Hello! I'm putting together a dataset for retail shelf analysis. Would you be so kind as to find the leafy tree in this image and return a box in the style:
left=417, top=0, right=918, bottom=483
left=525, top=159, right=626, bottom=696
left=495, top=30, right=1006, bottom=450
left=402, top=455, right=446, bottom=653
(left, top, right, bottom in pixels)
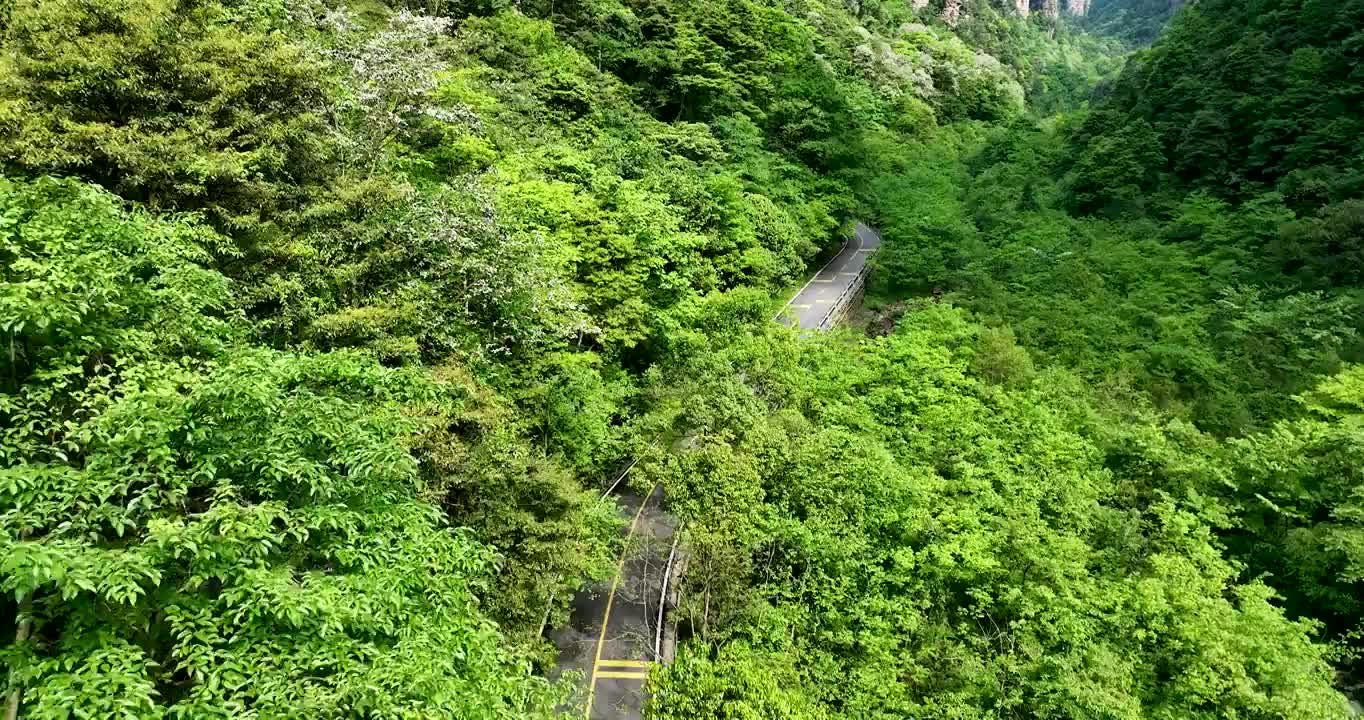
left=1085, top=0, right=1188, bottom=45
left=640, top=306, right=1348, bottom=719
left=858, top=0, right=1364, bottom=698
left=0, top=0, right=335, bottom=232
left=970, top=324, right=1036, bottom=385
left=1274, top=199, right=1364, bottom=288
left=648, top=643, right=824, bottom=720
left=1223, top=366, right=1364, bottom=644
left=0, top=177, right=574, bottom=717
left=1063, top=117, right=1165, bottom=216
left=1078, top=0, right=1364, bottom=212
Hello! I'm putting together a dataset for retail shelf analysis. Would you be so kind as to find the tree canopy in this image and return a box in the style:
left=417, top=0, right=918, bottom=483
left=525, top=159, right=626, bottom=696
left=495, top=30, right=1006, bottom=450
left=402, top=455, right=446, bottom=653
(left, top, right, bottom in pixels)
left=2, top=0, right=1361, bottom=716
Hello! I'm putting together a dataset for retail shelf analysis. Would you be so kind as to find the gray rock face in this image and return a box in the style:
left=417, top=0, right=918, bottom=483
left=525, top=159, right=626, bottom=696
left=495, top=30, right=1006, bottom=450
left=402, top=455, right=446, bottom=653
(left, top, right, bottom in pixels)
left=1065, top=0, right=1089, bottom=15
left=941, top=0, right=962, bottom=25
left=1014, top=0, right=1029, bottom=16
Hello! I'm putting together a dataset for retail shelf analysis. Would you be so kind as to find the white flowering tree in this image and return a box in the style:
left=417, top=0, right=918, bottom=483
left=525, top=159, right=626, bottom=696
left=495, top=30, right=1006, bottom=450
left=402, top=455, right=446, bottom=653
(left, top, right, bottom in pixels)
left=325, top=10, right=476, bottom=173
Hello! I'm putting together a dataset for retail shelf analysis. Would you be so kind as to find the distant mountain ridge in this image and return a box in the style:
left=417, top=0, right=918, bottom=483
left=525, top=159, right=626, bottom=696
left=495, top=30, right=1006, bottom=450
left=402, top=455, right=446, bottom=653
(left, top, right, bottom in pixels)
left=939, top=0, right=1092, bottom=21
left=1086, top=0, right=1189, bottom=44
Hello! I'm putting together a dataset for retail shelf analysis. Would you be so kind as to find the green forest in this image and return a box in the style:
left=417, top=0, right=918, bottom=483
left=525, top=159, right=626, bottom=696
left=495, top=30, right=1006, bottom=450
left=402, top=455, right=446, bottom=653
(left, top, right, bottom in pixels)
left=2, top=0, right=1362, bottom=716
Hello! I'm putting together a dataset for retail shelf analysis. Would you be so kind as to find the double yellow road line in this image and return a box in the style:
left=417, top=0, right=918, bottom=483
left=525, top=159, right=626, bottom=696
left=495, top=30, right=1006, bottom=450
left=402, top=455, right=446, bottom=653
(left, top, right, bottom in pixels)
left=583, top=484, right=660, bottom=717
left=594, top=658, right=651, bottom=680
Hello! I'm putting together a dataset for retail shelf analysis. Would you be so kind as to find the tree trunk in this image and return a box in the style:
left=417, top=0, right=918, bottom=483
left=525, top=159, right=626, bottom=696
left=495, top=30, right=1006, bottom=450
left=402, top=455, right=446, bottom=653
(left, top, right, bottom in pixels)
left=5, top=601, right=32, bottom=720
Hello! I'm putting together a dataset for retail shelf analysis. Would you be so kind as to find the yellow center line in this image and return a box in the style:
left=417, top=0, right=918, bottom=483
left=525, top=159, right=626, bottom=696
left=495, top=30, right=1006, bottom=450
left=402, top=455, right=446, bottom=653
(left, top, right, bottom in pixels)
left=585, top=484, right=659, bottom=718
left=596, top=670, right=650, bottom=680
left=597, top=659, right=652, bottom=668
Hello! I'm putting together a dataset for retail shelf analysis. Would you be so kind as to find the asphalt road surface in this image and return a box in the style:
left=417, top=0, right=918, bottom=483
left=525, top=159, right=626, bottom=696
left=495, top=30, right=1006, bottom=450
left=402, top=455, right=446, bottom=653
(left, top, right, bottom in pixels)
left=778, top=222, right=881, bottom=330
left=549, top=484, right=678, bottom=720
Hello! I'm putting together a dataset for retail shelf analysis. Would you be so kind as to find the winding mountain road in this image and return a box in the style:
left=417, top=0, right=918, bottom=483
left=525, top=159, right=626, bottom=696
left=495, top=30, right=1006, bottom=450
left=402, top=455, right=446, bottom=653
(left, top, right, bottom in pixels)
left=778, top=222, right=882, bottom=330
left=550, top=224, right=879, bottom=720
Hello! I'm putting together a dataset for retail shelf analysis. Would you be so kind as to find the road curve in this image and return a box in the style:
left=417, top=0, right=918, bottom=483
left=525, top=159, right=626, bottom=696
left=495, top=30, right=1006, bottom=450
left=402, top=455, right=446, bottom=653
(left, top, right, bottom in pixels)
left=549, top=224, right=880, bottom=719
left=778, top=223, right=881, bottom=330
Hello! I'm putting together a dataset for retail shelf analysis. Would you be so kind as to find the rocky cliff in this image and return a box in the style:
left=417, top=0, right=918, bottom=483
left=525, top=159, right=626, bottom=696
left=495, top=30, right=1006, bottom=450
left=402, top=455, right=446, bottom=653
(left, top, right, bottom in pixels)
left=943, top=0, right=1091, bottom=23
left=942, top=0, right=963, bottom=24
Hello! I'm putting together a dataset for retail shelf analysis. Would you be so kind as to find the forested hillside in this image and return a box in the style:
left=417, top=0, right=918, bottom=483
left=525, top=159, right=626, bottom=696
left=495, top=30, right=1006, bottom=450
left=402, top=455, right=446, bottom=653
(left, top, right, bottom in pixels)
left=1085, top=0, right=1186, bottom=44
left=862, top=0, right=1364, bottom=713
left=1, top=0, right=1360, bottom=716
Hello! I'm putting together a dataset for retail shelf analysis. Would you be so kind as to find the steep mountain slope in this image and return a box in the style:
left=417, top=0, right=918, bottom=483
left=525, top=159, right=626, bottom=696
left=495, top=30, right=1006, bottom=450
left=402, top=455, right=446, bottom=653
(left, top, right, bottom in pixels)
left=1086, top=0, right=1187, bottom=44
left=1076, top=0, right=1364, bottom=215
left=871, top=0, right=1364, bottom=704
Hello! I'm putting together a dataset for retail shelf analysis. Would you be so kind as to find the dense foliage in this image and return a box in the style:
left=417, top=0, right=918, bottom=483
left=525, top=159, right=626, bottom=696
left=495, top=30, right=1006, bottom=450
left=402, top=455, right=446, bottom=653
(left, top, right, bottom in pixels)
left=643, top=302, right=1345, bottom=718
left=1085, top=0, right=1187, bottom=45
left=865, top=0, right=1364, bottom=710
left=0, top=177, right=583, bottom=717
left=1075, top=0, right=1364, bottom=218
left=2, top=0, right=1359, bottom=715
